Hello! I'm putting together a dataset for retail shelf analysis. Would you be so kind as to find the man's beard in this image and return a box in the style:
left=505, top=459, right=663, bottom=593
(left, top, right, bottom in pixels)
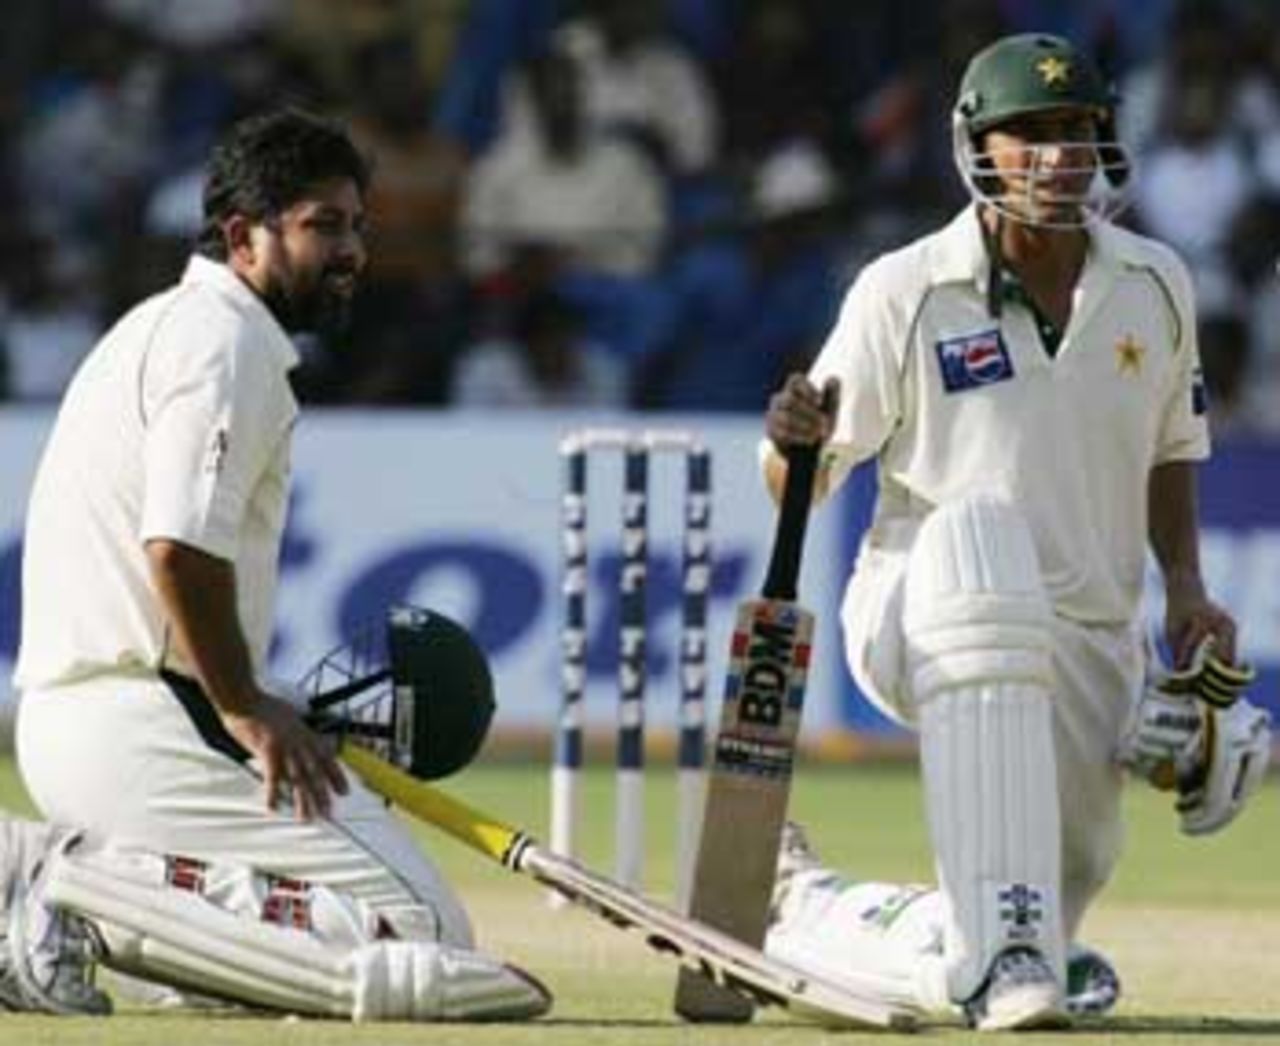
left=262, top=268, right=356, bottom=336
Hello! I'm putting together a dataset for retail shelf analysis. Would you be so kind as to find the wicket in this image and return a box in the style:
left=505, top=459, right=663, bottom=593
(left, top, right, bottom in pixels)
left=551, top=428, right=711, bottom=905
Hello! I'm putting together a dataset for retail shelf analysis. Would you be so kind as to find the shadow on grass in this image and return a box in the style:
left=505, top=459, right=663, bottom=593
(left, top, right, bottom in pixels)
left=1074, top=1016, right=1280, bottom=1036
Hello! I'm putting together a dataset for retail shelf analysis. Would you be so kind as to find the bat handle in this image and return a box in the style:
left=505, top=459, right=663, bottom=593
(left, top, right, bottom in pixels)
left=761, top=441, right=820, bottom=601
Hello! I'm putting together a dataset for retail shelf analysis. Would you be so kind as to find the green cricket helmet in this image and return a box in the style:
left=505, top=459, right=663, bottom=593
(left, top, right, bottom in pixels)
left=952, top=33, right=1131, bottom=228
left=301, top=605, right=496, bottom=780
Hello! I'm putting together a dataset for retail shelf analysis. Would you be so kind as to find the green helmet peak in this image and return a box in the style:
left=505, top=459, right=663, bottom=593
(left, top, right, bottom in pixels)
left=955, top=33, right=1113, bottom=135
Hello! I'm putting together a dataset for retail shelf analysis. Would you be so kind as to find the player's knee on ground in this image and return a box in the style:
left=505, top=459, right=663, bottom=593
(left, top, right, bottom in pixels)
left=902, top=494, right=1065, bottom=1003
left=41, top=836, right=550, bottom=1021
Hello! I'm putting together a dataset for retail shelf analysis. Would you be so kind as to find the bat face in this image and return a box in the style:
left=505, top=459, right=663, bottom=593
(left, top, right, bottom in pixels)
left=714, top=599, right=814, bottom=778
left=674, top=579, right=815, bottom=1021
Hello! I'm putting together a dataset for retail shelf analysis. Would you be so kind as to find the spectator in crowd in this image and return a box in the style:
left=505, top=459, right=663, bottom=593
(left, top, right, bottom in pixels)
left=636, top=139, right=843, bottom=410
left=844, top=0, right=1008, bottom=222
left=431, top=0, right=561, bottom=156
left=451, top=289, right=625, bottom=408
left=462, top=41, right=667, bottom=282
left=712, top=0, right=838, bottom=178
left=546, top=0, right=720, bottom=178
left=1118, top=0, right=1279, bottom=161
left=15, top=11, right=163, bottom=267
left=294, top=32, right=470, bottom=405
left=1224, top=193, right=1280, bottom=433
left=100, top=0, right=286, bottom=50
left=2, top=0, right=1280, bottom=430
left=0, top=228, right=100, bottom=402
left=1130, top=51, right=1255, bottom=291
left=281, top=0, right=470, bottom=108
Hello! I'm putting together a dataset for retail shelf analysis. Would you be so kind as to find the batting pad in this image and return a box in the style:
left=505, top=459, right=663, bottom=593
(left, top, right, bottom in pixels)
left=41, top=840, right=549, bottom=1021
left=902, top=495, right=1063, bottom=1003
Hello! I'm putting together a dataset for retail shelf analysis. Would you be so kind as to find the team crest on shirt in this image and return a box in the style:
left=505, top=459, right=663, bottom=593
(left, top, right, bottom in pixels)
left=935, top=329, right=1015, bottom=393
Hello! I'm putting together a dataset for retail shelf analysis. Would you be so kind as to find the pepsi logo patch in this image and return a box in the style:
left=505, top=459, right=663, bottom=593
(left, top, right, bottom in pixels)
left=935, top=329, right=1015, bottom=393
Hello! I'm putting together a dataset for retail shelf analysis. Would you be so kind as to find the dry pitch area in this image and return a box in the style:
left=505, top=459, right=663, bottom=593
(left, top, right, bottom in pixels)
left=0, top=760, right=1276, bottom=1045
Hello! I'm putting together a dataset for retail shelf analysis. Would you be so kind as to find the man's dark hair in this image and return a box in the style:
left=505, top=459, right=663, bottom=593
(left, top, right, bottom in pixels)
left=196, top=108, right=372, bottom=260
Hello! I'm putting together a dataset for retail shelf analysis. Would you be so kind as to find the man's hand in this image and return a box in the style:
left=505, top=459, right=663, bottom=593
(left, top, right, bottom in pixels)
left=765, top=374, right=838, bottom=449
left=222, top=694, right=348, bottom=821
left=1163, top=581, right=1238, bottom=668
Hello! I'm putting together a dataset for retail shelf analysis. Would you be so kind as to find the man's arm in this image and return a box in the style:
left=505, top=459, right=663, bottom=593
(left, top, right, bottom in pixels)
left=146, top=539, right=346, bottom=819
left=1147, top=461, right=1236, bottom=665
left=146, top=539, right=259, bottom=713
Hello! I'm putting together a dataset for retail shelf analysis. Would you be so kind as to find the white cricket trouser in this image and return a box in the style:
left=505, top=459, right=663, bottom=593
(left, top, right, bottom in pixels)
left=840, top=547, right=1138, bottom=939
left=15, top=673, right=473, bottom=948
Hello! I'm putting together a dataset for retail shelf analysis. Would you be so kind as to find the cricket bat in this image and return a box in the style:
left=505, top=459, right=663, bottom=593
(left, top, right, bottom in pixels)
left=338, top=743, right=914, bottom=1029
left=674, top=439, right=823, bottom=1022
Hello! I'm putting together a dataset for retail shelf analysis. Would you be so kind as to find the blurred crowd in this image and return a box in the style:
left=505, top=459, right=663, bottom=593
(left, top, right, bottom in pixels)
left=2, top=0, right=1280, bottom=433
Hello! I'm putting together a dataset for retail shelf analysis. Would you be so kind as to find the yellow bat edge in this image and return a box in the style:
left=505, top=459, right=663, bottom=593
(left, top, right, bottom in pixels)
left=339, top=744, right=520, bottom=864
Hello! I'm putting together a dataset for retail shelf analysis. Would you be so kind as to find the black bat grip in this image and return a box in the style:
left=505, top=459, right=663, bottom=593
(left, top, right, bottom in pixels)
left=761, top=441, right=821, bottom=601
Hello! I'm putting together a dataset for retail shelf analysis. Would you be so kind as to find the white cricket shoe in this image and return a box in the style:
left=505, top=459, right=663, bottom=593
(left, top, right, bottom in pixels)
left=964, top=947, right=1068, bottom=1031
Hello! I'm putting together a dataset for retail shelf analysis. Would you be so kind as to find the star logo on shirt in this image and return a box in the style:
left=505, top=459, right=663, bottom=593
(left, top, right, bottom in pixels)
left=1115, top=334, right=1145, bottom=375
left=1036, top=56, right=1071, bottom=88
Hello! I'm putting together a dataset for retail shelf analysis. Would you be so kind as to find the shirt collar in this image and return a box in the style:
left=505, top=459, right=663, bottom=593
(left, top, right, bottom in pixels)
left=931, top=204, right=1133, bottom=293
left=180, top=255, right=300, bottom=371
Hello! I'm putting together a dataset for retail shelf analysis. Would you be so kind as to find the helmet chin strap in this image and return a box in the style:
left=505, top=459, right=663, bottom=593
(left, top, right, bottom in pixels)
left=981, top=208, right=1006, bottom=320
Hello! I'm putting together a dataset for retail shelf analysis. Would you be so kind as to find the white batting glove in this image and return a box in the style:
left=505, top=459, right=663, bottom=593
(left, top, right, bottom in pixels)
left=1154, top=635, right=1256, bottom=709
left=1176, top=698, right=1272, bottom=836
left=1116, top=685, right=1202, bottom=790
left=1121, top=637, right=1270, bottom=834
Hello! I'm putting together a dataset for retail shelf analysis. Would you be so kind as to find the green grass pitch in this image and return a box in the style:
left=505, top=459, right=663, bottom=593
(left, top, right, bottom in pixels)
left=0, top=756, right=1276, bottom=1044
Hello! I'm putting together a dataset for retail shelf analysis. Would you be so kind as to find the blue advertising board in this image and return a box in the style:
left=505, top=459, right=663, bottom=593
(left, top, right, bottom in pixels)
left=3, top=409, right=1278, bottom=744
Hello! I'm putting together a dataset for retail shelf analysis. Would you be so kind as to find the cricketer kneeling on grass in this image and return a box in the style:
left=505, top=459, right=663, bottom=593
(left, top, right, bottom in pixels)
left=759, top=32, right=1270, bottom=1032
left=9, top=108, right=548, bottom=1021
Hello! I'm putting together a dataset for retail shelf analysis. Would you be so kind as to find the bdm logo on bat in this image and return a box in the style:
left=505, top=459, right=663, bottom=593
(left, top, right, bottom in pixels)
left=725, top=606, right=811, bottom=732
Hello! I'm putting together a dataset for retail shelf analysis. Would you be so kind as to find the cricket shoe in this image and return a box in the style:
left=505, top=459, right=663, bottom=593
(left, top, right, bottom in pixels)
left=1, top=849, right=111, bottom=1015
left=768, top=822, right=842, bottom=928
left=964, top=947, right=1068, bottom=1031
left=777, top=821, right=825, bottom=883
left=1065, top=944, right=1120, bottom=1017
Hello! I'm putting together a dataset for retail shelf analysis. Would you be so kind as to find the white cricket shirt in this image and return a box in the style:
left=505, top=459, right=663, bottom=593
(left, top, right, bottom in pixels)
left=15, top=256, right=298, bottom=689
left=809, top=206, right=1209, bottom=626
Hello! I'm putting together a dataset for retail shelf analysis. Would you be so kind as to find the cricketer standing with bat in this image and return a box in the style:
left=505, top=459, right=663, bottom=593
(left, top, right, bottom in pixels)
left=759, top=33, right=1270, bottom=1031
left=7, top=109, right=549, bottom=1020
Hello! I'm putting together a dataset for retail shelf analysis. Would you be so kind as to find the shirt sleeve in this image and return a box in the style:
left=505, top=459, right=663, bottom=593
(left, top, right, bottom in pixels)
left=807, top=260, right=908, bottom=492
left=1152, top=255, right=1211, bottom=465
left=139, top=296, right=293, bottom=559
